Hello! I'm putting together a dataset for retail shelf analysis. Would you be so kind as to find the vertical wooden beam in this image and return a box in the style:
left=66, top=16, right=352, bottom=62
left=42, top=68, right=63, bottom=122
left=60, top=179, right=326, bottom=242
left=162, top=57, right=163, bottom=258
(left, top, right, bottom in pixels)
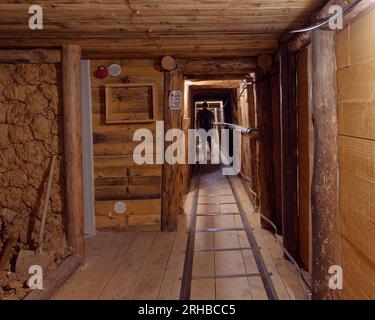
left=280, top=44, right=299, bottom=259
left=255, top=69, right=276, bottom=231
left=81, top=60, right=96, bottom=237
left=161, top=70, right=184, bottom=232
left=311, top=28, right=339, bottom=300
left=247, top=83, right=259, bottom=207
left=271, top=61, right=283, bottom=234
left=62, top=45, right=85, bottom=256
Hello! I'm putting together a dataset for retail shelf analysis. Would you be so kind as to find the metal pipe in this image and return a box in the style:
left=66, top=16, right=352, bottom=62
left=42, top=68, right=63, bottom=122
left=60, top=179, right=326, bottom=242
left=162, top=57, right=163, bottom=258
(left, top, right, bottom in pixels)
left=214, top=122, right=259, bottom=136
left=290, top=0, right=363, bottom=33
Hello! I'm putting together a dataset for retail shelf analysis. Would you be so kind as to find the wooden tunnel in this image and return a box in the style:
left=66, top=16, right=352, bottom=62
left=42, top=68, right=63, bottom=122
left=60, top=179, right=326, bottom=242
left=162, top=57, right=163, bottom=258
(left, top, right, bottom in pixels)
left=0, top=0, right=374, bottom=301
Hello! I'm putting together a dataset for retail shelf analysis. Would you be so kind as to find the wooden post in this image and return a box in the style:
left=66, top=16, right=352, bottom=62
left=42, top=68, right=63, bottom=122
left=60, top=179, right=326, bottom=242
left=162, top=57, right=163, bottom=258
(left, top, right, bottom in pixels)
left=288, top=32, right=311, bottom=54
left=280, top=44, right=299, bottom=259
left=62, top=45, right=85, bottom=256
left=255, top=69, right=276, bottom=231
left=247, top=83, right=259, bottom=207
left=161, top=70, right=183, bottom=232
left=311, top=28, right=339, bottom=300
left=24, top=254, right=82, bottom=300
left=270, top=61, right=283, bottom=234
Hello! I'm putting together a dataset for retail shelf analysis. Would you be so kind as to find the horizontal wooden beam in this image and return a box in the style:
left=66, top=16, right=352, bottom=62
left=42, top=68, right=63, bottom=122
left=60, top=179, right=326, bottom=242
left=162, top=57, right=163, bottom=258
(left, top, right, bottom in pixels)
left=185, top=74, right=252, bottom=81
left=288, top=32, right=311, bottom=53
left=176, top=57, right=256, bottom=75
left=24, top=254, right=82, bottom=300
left=0, top=49, right=61, bottom=63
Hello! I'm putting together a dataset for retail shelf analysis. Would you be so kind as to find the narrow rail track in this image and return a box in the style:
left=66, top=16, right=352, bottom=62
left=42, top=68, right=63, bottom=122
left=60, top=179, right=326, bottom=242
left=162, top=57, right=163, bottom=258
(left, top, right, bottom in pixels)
left=180, top=166, right=279, bottom=300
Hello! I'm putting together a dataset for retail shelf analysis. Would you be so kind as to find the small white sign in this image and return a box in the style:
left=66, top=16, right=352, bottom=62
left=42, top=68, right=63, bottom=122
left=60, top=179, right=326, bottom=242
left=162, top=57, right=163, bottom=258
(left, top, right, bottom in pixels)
left=169, top=90, right=182, bottom=110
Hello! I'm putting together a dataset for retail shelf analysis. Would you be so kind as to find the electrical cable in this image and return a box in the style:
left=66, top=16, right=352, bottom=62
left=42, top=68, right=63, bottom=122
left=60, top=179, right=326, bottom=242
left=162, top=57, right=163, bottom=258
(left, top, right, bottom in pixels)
left=290, top=0, right=363, bottom=33
left=238, top=73, right=280, bottom=100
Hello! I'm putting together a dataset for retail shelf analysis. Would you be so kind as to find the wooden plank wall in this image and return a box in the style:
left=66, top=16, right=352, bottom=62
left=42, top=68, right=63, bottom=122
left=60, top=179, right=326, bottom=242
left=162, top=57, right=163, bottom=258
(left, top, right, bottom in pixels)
left=336, top=8, right=375, bottom=299
left=255, top=70, right=277, bottom=231
left=90, top=59, right=163, bottom=229
left=297, top=47, right=313, bottom=272
left=231, top=81, right=251, bottom=181
left=280, top=45, right=299, bottom=259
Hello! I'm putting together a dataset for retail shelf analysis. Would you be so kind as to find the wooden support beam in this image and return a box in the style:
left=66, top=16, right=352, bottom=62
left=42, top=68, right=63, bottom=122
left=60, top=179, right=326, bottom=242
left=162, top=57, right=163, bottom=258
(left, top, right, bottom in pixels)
left=247, top=83, right=259, bottom=208
left=161, top=55, right=177, bottom=71
left=280, top=44, right=299, bottom=260
left=62, top=45, right=85, bottom=256
left=270, top=61, right=283, bottom=234
left=24, top=254, right=82, bottom=300
left=161, top=70, right=184, bottom=232
left=255, top=69, right=276, bottom=232
left=0, top=49, right=61, bottom=64
left=176, top=57, right=256, bottom=76
left=288, top=32, right=311, bottom=53
left=311, top=28, right=339, bottom=300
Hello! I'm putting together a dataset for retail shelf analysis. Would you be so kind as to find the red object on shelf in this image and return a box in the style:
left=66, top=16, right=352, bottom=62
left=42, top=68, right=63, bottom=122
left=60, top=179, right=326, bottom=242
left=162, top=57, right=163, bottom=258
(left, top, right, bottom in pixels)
left=96, top=65, right=108, bottom=79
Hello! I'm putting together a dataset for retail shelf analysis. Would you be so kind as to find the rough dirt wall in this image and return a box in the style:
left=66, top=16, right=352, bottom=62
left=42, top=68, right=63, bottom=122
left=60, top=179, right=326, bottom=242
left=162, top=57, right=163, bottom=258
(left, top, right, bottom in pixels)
left=0, top=63, right=69, bottom=299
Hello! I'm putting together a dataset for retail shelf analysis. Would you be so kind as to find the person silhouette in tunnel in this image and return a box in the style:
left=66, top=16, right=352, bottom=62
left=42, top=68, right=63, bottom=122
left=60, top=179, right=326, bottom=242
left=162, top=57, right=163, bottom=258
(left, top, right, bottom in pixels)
left=196, top=102, right=215, bottom=160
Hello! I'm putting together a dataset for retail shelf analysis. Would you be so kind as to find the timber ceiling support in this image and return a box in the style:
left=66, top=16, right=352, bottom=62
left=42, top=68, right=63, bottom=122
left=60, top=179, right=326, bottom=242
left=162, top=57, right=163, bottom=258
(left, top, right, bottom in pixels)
left=175, top=57, right=256, bottom=77
left=0, top=49, right=61, bottom=64
left=62, top=44, right=85, bottom=257
left=310, top=20, right=340, bottom=302
left=0, top=1, right=326, bottom=58
left=161, top=70, right=184, bottom=232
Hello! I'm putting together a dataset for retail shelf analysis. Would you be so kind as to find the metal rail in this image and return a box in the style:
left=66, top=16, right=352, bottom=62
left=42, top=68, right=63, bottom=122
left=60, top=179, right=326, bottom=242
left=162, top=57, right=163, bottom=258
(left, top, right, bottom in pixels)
left=192, top=273, right=271, bottom=280
left=179, top=165, right=200, bottom=300
left=193, top=247, right=252, bottom=253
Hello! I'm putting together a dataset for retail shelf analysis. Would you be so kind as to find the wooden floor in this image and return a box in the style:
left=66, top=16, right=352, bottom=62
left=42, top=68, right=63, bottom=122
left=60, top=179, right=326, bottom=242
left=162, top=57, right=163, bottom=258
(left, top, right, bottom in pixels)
left=52, top=168, right=307, bottom=300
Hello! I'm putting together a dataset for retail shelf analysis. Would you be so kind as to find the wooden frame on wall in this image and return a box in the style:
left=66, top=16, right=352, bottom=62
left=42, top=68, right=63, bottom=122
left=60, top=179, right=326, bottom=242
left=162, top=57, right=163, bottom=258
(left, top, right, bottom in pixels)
left=105, top=83, right=157, bottom=124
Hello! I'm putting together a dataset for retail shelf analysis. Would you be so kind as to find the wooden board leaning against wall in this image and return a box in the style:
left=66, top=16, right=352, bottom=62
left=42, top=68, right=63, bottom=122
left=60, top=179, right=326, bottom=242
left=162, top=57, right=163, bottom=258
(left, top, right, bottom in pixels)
left=90, top=59, right=164, bottom=230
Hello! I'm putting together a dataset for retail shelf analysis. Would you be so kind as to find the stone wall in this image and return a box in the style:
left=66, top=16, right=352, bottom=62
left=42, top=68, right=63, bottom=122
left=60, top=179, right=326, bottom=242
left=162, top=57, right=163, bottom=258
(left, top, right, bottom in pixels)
left=0, top=63, right=69, bottom=299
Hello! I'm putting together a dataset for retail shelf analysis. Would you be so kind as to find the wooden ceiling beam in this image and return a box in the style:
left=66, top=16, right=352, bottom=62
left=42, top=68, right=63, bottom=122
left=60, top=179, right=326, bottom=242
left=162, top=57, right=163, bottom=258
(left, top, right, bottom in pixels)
left=0, top=1, right=326, bottom=58
left=0, top=48, right=61, bottom=63
left=176, top=57, right=256, bottom=75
